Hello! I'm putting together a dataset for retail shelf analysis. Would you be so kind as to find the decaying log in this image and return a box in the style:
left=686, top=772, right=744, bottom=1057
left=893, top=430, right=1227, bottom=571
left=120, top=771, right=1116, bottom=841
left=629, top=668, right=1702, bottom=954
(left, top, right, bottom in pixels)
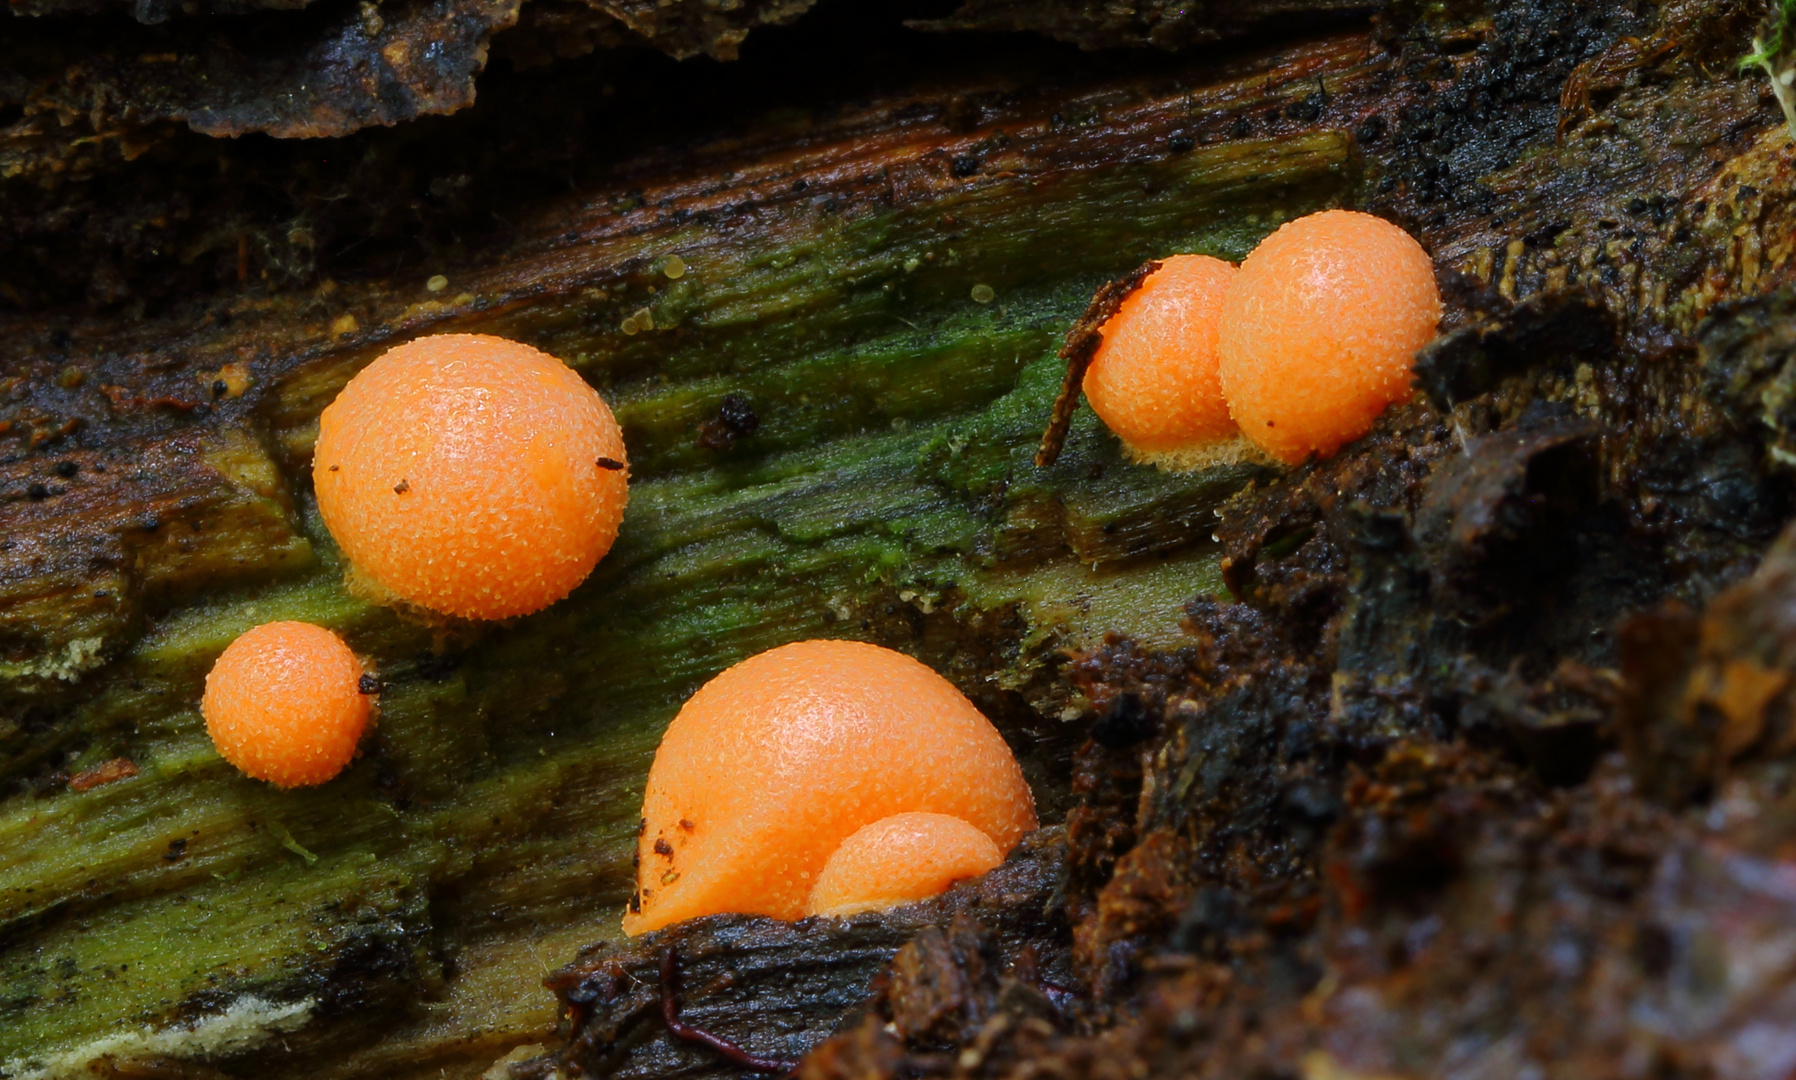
left=0, top=34, right=1367, bottom=1075
left=3, top=0, right=1796, bottom=1077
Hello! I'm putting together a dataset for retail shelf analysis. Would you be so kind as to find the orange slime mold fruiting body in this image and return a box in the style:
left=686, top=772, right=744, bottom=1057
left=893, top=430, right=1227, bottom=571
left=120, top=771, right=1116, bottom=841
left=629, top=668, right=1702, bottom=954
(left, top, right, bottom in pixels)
left=1216, top=210, right=1441, bottom=465
left=201, top=621, right=372, bottom=788
left=313, top=333, right=629, bottom=621
left=626, top=639, right=1037, bottom=935
left=804, top=812, right=1004, bottom=918
left=1083, top=254, right=1240, bottom=463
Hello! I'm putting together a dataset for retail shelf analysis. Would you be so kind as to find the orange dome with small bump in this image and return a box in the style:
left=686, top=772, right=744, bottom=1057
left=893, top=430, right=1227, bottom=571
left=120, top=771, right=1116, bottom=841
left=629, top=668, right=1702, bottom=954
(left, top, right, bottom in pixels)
left=1083, top=254, right=1238, bottom=461
left=804, top=812, right=1004, bottom=918
left=1216, top=210, right=1441, bottom=465
left=313, top=333, right=629, bottom=621
left=625, top=639, right=1036, bottom=935
left=201, top=621, right=371, bottom=788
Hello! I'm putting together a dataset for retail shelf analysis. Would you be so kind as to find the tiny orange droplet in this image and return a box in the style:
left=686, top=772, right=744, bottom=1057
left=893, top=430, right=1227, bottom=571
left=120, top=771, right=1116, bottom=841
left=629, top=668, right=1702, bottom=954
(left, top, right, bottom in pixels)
left=201, top=622, right=371, bottom=788
left=804, top=812, right=1003, bottom=917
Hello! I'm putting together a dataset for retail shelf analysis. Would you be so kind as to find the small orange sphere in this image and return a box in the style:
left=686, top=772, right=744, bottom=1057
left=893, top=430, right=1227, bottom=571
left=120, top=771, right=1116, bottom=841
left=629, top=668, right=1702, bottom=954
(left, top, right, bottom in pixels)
left=201, top=622, right=371, bottom=788
left=1217, top=210, right=1441, bottom=465
left=625, top=639, right=1036, bottom=935
left=314, top=333, right=629, bottom=621
left=1084, top=254, right=1239, bottom=461
left=804, top=812, right=1004, bottom=917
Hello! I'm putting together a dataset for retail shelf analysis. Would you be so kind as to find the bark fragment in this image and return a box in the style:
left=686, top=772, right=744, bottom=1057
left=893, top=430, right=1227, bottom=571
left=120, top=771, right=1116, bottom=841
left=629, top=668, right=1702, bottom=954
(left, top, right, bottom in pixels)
left=913, top=0, right=1373, bottom=51
left=2, top=0, right=521, bottom=144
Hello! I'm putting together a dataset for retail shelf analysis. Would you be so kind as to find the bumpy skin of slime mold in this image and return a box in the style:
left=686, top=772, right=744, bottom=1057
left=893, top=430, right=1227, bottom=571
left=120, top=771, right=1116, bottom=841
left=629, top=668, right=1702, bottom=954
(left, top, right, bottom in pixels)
left=1084, top=254, right=1239, bottom=457
left=626, top=639, right=1037, bottom=934
left=1217, top=210, right=1441, bottom=465
left=202, top=621, right=371, bottom=788
left=313, top=333, right=629, bottom=621
left=804, top=812, right=1004, bottom=917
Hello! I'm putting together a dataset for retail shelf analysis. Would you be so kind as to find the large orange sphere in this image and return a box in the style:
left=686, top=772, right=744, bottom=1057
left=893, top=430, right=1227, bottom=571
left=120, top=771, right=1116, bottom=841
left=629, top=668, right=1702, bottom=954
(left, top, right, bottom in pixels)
left=1084, top=254, right=1239, bottom=463
left=625, top=639, right=1036, bottom=934
left=313, top=334, right=629, bottom=620
left=804, top=812, right=1004, bottom=917
left=202, top=621, right=371, bottom=788
left=1216, top=210, right=1440, bottom=465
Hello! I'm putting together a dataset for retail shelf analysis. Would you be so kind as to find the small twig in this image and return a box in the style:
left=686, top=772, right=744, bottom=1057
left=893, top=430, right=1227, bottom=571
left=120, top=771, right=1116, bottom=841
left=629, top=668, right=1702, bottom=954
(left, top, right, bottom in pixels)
left=1034, top=259, right=1163, bottom=467
left=660, top=947, right=800, bottom=1075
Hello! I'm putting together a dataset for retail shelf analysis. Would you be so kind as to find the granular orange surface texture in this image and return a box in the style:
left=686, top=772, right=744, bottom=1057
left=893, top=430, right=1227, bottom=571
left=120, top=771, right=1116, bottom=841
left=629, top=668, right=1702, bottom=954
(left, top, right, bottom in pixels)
left=804, top=812, right=1003, bottom=917
left=201, top=621, right=371, bottom=788
left=1216, top=210, right=1441, bottom=465
left=313, top=333, right=629, bottom=621
left=625, top=639, right=1036, bottom=934
left=1083, top=254, right=1239, bottom=462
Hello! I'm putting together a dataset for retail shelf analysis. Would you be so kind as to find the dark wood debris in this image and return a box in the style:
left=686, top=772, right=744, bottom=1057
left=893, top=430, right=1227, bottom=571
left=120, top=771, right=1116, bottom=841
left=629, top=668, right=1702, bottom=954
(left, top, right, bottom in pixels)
left=535, top=829, right=1070, bottom=1080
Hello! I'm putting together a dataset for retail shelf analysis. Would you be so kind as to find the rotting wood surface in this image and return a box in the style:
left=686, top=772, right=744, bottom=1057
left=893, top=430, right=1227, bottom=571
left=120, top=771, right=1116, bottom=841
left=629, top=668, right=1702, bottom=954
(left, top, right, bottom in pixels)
left=1, top=33, right=1371, bottom=1078
left=3, top=0, right=1796, bottom=1077
left=542, top=830, right=1069, bottom=1080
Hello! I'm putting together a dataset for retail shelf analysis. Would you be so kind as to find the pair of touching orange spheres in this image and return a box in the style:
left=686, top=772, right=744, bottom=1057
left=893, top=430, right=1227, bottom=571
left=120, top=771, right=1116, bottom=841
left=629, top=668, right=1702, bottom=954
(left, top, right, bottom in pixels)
left=202, top=208, right=1439, bottom=932
left=1086, top=209, right=1441, bottom=467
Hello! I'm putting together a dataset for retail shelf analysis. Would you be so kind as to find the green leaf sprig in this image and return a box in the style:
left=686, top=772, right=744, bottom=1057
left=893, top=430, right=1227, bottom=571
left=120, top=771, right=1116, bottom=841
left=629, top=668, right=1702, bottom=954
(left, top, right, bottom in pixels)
left=1743, top=0, right=1796, bottom=139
